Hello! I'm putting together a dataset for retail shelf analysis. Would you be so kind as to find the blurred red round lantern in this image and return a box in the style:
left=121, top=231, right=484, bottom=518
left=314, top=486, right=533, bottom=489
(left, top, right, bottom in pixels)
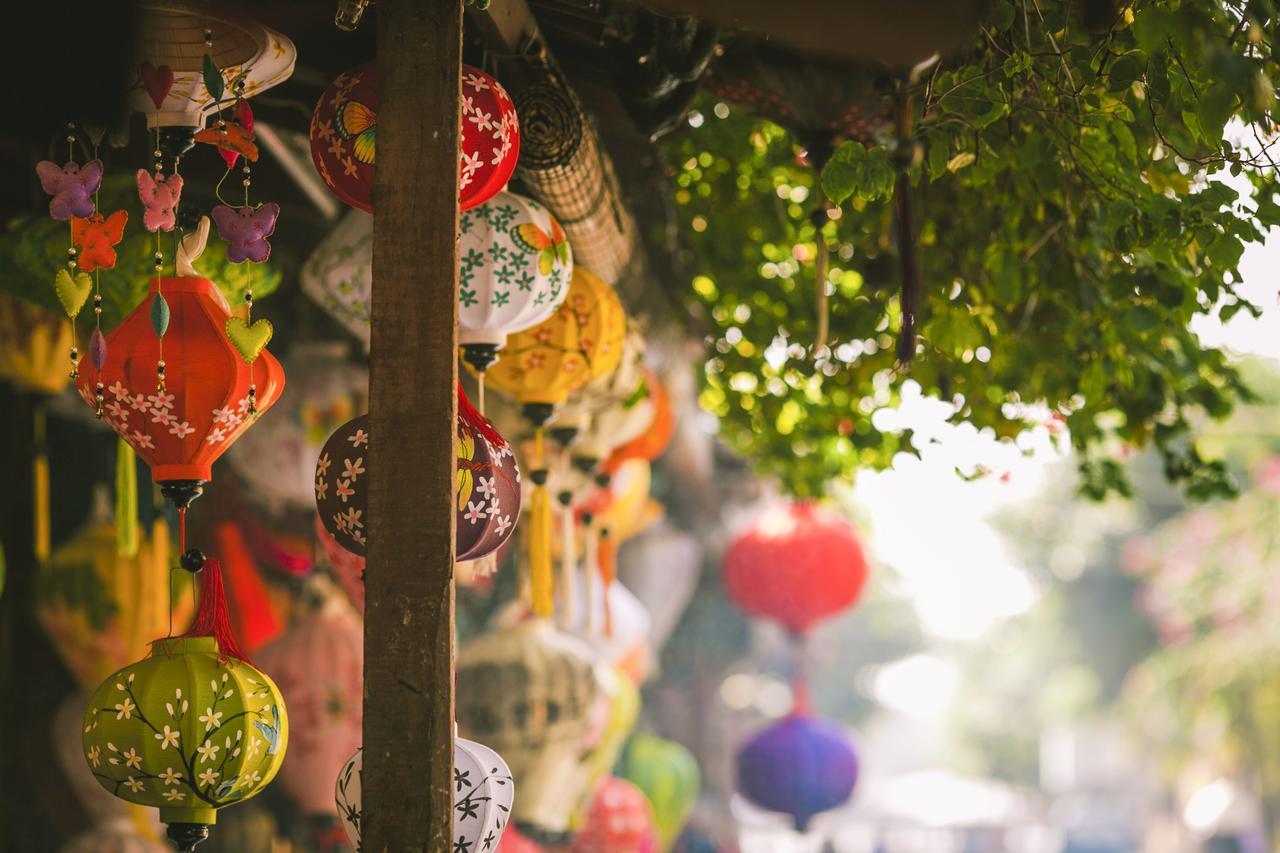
left=255, top=593, right=363, bottom=817
left=498, top=824, right=545, bottom=853
left=311, top=63, right=519, bottom=214
left=77, top=277, right=284, bottom=507
left=315, top=414, right=370, bottom=556
left=722, top=501, right=870, bottom=635
left=569, top=776, right=658, bottom=853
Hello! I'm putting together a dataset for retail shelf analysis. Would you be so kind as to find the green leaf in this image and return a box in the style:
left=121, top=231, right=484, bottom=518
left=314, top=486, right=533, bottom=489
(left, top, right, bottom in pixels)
left=1196, top=82, right=1237, bottom=143
left=202, top=53, right=225, bottom=102
left=820, top=142, right=894, bottom=205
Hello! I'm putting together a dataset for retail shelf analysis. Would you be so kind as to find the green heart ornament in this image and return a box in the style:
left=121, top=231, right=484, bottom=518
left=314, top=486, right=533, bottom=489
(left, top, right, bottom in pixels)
left=226, top=317, right=273, bottom=364
left=55, top=268, right=94, bottom=318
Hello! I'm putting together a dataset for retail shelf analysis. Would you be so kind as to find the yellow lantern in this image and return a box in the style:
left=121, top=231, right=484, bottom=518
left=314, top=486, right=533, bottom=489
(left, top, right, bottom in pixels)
left=0, top=293, right=71, bottom=395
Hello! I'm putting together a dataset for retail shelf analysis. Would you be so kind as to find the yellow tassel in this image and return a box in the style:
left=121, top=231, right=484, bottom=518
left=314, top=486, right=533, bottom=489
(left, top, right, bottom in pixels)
left=33, top=405, right=50, bottom=564
left=529, top=477, right=553, bottom=618
left=115, top=438, right=140, bottom=558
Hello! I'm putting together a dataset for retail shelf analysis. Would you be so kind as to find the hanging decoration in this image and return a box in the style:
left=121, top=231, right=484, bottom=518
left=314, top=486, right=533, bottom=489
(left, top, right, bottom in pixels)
left=300, top=210, right=372, bottom=351
left=735, top=714, right=858, bottom=832
left=335, top=737, right=515, bottom=851
left=254, top=590, right=363, bottom=817
left=497, top=825, right=546, bottom=853
left=457, top=383, right=522, bottom=561
left=128, top=7, right=295, bottom=130
left=567, top=776, right=658, bottom=853
left=310, top=63, right=519, bottom=215
left=722, top=501, right=870, bottom=635
left=616, top=522, right=702, bottom=652
left=315, top=415, right=369, bottom=556
left=37, top=492, right=190, bottom=692
left=569, top=664, right=641, bottom=830
left=555, top=327, right=647, bottom=444
left=618, top=733, right=701, bottom=849
left=458, top=191, right=573, bottom=377
left=227, top=341, right=367, bottom=515
left=603, top=371, right=673, bottom=474
left=456, top=620, right=604, bottom=841
left=81, top=551, right=289, bottom=851
left=76, top=275, right=285, bottom=511
left=0, top=294, right=73, bottom=394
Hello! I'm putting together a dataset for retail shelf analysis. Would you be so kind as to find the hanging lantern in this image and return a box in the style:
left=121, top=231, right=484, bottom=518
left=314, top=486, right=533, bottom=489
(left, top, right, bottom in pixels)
left=334, top=737, right=515, bottom=851
left=129, top=6, right=296, bottom=129
left=315, top=515, right=365, bottom=612
left=457, top=385, right=522, bottom=561
left=458, top=191, right=574, bottom=375
left=76, top=276, right=285, bottom=510
left=555, top=327, right=647, bottom=445
left=310, top=63, right=520, bottom=215
left=254, top=592, right=363, bottom=817
left=564, top=580, right=652, bottom=682
left=300, top=210, right=372, bottom=351
left=497, top=824, right=546, bottom=852
left=82, top=560, right=289, bottom=852
left=567, top=776, right=658, bottom=853
left=735, top=714, right=858, bottom=832
left=315, top=414, right=369, bottom=557
left=603, top=371, right=674, bottom=474
left=484, top=265, right=625, bottom=424
left=618, top=733, right=701, bottom=849
left=568, top=664, right=640, bottom=831
left=617, top=522, right=702, bottom=652
left=456, top=620, right=603, bottom=841
left=227, top=341, right=367, bottom=515
left=37, top=502, right=191, bottom=692
left=0, top=294, right=72, bottom=394
left=722, top=501, right=870, bottom=635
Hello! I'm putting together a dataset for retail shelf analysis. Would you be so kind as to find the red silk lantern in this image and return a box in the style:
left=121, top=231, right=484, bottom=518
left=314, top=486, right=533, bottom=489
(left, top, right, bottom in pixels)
left=310, top=63, right=519, bottom=214
left=457, top=384, right=521, bottom=561
left=569, top=776, right=658, bottom=853
left=722, top=501, right=870, bottom=635
left=77, top=277, right=284, bottom=506
left=255, top=594, right=363, bottom=817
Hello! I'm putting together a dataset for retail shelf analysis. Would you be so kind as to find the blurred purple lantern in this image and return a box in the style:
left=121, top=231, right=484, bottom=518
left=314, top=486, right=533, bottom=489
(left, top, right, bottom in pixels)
left=736, top=713, right=858, bottom=831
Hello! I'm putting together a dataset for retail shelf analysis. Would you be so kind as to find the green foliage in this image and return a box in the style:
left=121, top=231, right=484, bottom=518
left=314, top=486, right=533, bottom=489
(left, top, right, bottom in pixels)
left=0, top=176, right=280, bottom=329
left=667, top=0, right=1280, bottom=498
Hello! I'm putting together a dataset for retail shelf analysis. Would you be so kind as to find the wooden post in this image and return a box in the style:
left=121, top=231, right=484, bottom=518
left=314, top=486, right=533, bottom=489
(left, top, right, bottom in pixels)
left=364, top=1, right=462, bottom=849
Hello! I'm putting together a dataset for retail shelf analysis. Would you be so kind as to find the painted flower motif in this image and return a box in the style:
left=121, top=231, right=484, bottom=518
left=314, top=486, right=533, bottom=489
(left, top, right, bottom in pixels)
left=155, top=726, right=180, bottom=750
left=169, top=420, right=195, bottom=439
left=494, top=515, right=513, bottom=537
left=246, top=736, right=263, bottom=760
left=344, top=508, right=364, bottom=530
left=130, top=394, right=151, bottom=412
left=315, top=478, right=329, bottom=501
left=162, top=789, right=186, bottom=801
left=343, top=457, right=365, bottom=481
left=105, top=400, right=128, bottom=421
left=109, top=380, right=127, bottom=399
left=150, top=408, right=174, bottom=426
left=239, top=770, right=263, bottom=788
left=464, top=501, right=486, bottom=524
left=121, top=747, right=142, bottom=769
left=336, top=479, right=355, bottom=502
left=205, top=427, right=228, bottom=445
left=158, top=767, right=183, bottom=786
left=487, top=496, right=501, bottom=517
left=199, top=707, right=223, bottom=732
left=86, top=746, right=101, bottom=768
left=197, top=768, right=220, bottom=787
left=476, top=476, right=496, bottom=499
left=317, top=452, right=332, bottom=477
left=123, top=777, right=145, bottom=793
left=348, top=429, right=369, bottom=448
left=237, top=396, right=253, bottom=415
left=132, top=431, right=156, bottom=450
left=196, top=739, right=220, bottom=763
left=114, top=698, right=136, bottom=720
left=212, top=406, right=236, bottom=424
left=148, top=390, right=175, bottom=410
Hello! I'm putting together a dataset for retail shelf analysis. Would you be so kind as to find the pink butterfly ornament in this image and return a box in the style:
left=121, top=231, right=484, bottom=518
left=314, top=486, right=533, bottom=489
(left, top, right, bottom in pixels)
left=136, top=169, right=184, bottom=233
left=36, top=160, right=103, bottom=221
left=212, top=203, right=280, bottom=264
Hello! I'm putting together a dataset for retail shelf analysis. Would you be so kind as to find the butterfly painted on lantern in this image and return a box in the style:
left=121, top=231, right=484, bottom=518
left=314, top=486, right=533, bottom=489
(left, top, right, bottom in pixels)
left=136, top=169, right=184, bottom=233
left=71, top=210, right=129, bottom=271
left=335, top=99, right=376, bottom=165
left=253, top=705, right=284, bottom=755
left=511, top=216, right=570, bottom=276
left=194, top=121, right=260, bottom=162
left=212, top=203, right=280, bottom=264
left=36, top=160, right=103, bottom=220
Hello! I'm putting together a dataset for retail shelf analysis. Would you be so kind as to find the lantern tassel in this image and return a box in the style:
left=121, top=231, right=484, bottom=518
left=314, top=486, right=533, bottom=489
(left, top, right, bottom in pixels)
left=558, top=494, right=578, bottom=628
left=458, top=381, right=506, bottom=448
left=33, top=403, right=50, bottom=564
left=528, top=429, right=555, bottom=618
left=599, top=525, right=615, bottom=637
left=115, top=438, right=140, bottom=558
left=583, top=513, right=599, bottom=635
left=176, top=557, right=250, bottom=663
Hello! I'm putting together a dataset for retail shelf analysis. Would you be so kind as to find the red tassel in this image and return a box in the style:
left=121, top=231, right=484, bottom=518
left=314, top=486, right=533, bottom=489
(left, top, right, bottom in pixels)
left=599, top=527, right=615, bottom=637
left=458, top=381, right=507, bottom=448
left=177, top=558, right=251, bottom=663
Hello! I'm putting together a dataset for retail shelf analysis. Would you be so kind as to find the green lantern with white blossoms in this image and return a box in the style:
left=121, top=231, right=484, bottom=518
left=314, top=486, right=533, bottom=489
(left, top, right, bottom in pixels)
left=82, top=558, right=288, bottom=851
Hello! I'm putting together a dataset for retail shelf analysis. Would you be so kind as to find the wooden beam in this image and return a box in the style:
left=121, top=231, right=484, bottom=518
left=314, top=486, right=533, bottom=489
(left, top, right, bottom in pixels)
left=364, top=1, right=461, bottom=850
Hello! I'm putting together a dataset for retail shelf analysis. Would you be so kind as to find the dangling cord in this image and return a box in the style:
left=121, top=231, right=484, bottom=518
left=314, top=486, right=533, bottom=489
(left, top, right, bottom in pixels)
left=153, top=127, right=169, bottom=393
left=33, top=402, right=50, bottom=565
left=242, top=147, right=259, bottom=417
left=89, top=130, right=105, bottom=414
left=893, top=91, right=922, bottom=367
left=790, top=631, right=811, bottom=715
left=528, top=427, right=554, bottom=618
left=65, top=123, right=80, bottom=381
left=598, top=525, right=615, bottom=637
left=582, top=512, right=599, bottom=635
left=477, top=371, right=486, bottom=414
left=557, top=489, right=577, bottom=629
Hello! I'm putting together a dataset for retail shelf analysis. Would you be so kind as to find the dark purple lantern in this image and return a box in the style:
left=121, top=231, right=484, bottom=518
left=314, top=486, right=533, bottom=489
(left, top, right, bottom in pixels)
left=736, top=713, right=859, bottom=831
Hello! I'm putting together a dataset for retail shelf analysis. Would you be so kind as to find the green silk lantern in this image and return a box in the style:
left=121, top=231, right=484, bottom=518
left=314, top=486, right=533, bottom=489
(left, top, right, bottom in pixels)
left=82, top=557, right=288, bottom=850
left=618, top=732, right=701, bottom=849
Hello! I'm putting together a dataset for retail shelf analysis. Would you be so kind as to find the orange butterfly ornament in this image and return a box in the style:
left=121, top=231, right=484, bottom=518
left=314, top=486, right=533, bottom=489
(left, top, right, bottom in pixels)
left=71, top=210, right=129, bottom=272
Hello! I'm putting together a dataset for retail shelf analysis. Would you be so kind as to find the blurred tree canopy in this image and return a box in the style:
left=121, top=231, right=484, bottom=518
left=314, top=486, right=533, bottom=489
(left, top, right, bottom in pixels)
left=668, top=0, right=1280, bottom=499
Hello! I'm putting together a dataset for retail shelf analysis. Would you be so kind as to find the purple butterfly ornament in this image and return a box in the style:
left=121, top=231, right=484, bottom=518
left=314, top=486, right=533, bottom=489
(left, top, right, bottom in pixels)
left=211, top=203, right=280, bottom=264
left=136, top=169, right=184, bottom=233
left=36, top=160, right=103, bottom=221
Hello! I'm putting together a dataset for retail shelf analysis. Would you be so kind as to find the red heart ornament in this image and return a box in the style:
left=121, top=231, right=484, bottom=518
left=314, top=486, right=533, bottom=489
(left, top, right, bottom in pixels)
left=140, top=61, right=175, bottom=110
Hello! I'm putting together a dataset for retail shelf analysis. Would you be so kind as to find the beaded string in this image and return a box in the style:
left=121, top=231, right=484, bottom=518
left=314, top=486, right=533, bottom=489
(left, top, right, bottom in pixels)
left=153, top=126, right=168, bottom=393
left=65, top=124, right=80, bottom=381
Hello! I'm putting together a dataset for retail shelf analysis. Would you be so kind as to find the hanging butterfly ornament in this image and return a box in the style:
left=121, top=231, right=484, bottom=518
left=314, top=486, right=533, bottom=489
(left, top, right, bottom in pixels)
left=193, top=38, right=280, bottom=418
left=35, top=120, right=120, bottom=395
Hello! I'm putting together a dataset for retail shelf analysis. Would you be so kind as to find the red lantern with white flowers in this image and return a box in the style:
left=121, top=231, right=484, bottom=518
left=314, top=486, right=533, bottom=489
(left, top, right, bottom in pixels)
left=722, top=501, right=870, bottom=635
left=568, top=776, right=658, bottom=853
left=77, top=276, right=284, bottom=509
left=459, top=66, right=520, bottom=211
